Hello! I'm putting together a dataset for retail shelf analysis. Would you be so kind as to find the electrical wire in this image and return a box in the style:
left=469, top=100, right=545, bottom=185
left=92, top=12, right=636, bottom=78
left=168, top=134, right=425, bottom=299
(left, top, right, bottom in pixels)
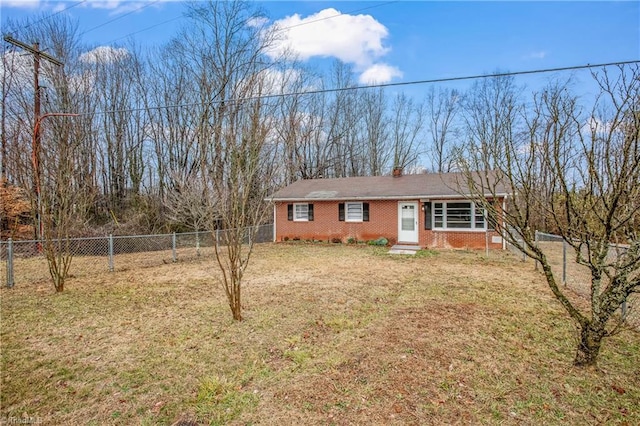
left=79, top=0, right=161, bottom=36
left=106, top=15, right=184, bottom=44
left=22, top=0, right=87, bottom=30
left=274, top=1, right=399, bottom=31
left=6, top=0, right=398, bottom=66
left=101, top=1, right=397, bottom=47
left=80, top=59, right=640, bottom=117
left=3, top=59, right=638, bottom=122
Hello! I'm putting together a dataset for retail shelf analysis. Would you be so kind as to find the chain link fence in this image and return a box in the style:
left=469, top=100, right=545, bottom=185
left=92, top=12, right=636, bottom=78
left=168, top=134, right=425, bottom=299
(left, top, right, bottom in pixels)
left=1, top=224, right=273, bottom=288
left=505, top=229, right=637, bottom=328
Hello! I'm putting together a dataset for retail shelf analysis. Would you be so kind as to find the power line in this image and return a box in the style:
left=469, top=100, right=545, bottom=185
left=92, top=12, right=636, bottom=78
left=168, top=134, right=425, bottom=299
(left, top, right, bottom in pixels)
left=7, top=0, right=397, bottom=60
left=102, top=1, right=396, bottom=48
left=79, top=0, right=160, bottom=37
left=22, top=0, right=87, bottom=30
left=105, top=15, right=184, bottom=45
left=276, top=1, right=399, bottom=31
left=80, top=59, right=640, bottom=117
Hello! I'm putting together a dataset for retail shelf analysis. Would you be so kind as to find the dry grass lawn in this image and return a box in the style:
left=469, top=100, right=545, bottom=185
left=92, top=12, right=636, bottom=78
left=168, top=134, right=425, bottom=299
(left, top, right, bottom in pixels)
left=1, top=243, right=639, bottom=425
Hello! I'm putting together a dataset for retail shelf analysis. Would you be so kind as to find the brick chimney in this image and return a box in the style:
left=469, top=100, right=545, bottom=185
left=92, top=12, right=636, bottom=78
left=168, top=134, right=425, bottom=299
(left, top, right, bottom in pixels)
left=392, top=167, right=403, bottom=177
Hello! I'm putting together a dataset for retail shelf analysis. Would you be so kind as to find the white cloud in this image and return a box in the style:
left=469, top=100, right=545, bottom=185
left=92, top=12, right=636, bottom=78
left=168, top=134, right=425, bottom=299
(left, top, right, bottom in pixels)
left=258, top=68, right=302, bottom=95
left=523, top=51, right=547, bottom=60
left=87, top=1, right=146, bottom=13
left=247, top=16, right=269, bottom=29
left=0, top=50, right=34, bottom=87
left=584, top=117, right=613, bottom=135
left=0, top=0, right=40, bottom=9
left=1, top=0, right=170, bottom=14
left=266, top=8, right=401, bottom=84
left=52, top=2, right=70, bottom=12
left=0, top=0, right=128, bottom=11
left=358, top=63, right=402, bottom=85
left=79, top=46, right=129, bottom=63
left=85, top=1, right=167, bottom=16
left=84, top=1, right=124, bottom=10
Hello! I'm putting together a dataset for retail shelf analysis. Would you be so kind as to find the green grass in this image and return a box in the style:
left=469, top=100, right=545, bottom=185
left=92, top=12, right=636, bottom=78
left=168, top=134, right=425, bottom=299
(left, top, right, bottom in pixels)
left=195, top=374, right=259, bottom=424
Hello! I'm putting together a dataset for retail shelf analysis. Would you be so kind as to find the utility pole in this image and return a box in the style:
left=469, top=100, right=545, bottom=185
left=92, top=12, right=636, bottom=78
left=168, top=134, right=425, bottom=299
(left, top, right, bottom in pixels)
left=3, top=36, right=63, bottom=242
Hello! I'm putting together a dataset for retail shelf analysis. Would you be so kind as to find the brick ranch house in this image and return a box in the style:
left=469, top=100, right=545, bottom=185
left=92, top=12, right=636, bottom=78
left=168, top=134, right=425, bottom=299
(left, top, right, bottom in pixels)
left=268, top=170, right=510, bottom=250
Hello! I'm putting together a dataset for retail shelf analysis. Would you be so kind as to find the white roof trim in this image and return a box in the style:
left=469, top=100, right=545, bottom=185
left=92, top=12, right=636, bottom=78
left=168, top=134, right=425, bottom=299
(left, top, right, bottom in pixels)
left=270, top=193, right=509, bottom=202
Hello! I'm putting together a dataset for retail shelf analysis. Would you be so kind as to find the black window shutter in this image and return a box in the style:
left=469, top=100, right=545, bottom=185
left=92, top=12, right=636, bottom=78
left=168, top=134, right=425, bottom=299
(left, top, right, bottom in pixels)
left=363, top=203, right=370, bottom=222
left=287, top=204, right=293, bottom=221
left=308, top=204, right=314, bottom=221
left=424, top=202, right=432, bottom=230
left=338, top=203, right=345, bottom=221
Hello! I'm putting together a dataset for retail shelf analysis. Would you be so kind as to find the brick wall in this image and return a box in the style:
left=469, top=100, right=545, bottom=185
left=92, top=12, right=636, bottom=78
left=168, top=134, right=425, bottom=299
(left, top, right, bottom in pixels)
left=274, top=199, right=505, bottom=250
left=275, top=200, right=399, bottom=244
left=424, top=229, right=503, bottom=250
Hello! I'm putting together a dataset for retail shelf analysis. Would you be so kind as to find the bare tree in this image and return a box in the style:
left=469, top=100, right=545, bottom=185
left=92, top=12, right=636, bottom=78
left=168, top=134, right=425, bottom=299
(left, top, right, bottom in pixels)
left=324, top=61, right=363, bottom=178
left=272, top=63, right=331, bottom=182
left=144, top=47, right=202, bottom=202
left=462, top=75, right=522, bottom=171
left=360, top=88, right=389, bottom=175
left=39, top=114, right=83, bottom=292
left=179, top=0, right=281, bottom=320
left=459, top=66, right=640, bottom=367
left=390, top=92, right=424, bottom=172
left=83, top=44, right=147, bottom=219
left=1, top=22, right=40, bottom=194
left=212, top=94, right=277, bottom=321
left=164, top=172, right=217, bottom=248
left=2, top=15, right=94, bottom=291
left=426, top=87, right=460, bottom=173
left=0, top=43, right=17, bottom=182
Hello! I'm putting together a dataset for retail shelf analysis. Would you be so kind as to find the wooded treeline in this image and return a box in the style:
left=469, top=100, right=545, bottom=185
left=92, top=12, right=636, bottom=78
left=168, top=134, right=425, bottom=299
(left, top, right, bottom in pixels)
left=1, top=2, right=428, bottom=237
left=0, top=1, right=636, bottom=240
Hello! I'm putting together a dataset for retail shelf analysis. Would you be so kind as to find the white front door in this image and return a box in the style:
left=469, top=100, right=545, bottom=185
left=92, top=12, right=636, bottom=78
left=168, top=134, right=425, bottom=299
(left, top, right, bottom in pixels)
left=398, top=202, right=419, bottom=243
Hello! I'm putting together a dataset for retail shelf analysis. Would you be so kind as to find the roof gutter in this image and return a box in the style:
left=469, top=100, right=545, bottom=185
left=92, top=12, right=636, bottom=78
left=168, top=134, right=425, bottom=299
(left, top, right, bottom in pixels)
left=269, top=192, right=510, bottom=202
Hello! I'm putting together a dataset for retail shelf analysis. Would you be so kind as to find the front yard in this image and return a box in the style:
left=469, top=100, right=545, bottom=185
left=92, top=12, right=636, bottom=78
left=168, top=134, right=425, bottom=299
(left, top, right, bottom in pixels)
left=1, top=243, right=638, bottom=425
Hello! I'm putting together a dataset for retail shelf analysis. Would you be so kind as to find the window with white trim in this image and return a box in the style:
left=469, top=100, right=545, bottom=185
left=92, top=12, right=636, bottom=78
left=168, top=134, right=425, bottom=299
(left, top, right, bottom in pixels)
left=433, top=201, right=485, bottom=230
left=294, top=203, right=309, bottom=221
left=338, top=202, right=370, bottom=222
left=345, top=202, right=363, bottom=222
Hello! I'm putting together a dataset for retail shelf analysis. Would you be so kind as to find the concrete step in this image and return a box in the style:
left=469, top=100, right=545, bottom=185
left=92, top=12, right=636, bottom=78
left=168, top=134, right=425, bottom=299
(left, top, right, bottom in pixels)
left=389, top=244, right=421, bottom=255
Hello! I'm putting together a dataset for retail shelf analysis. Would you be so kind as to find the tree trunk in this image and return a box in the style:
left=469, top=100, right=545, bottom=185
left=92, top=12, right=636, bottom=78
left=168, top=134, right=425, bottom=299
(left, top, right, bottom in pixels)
left=54, top=277, right=64, bottom=293
left=231, top=305, right=242, bottom=321
left=574, top=322, right=605, bottom=367
left=230, top=285, right=242, bottom=321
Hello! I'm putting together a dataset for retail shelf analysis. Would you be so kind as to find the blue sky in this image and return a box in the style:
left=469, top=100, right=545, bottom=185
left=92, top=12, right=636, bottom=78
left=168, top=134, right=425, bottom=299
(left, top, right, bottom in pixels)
left=1, top=1, right=639, bottom=93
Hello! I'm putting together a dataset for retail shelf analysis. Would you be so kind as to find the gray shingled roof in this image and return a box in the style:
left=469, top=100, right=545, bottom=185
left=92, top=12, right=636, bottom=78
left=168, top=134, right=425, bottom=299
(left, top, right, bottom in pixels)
left=269, top=171, right=510, bottom=201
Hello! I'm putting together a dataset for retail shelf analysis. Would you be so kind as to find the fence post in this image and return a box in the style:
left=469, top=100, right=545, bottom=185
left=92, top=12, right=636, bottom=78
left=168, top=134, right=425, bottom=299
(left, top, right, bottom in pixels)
left=196, top=230, right=200, bottom=257
left=6, top=238, right=14, bottom=288
left=534, top=230, right=539, bottom=271
left=172, top=232, right=177, bottom=263
left=562, top=240, right=567, bottom=286
left=108, top=234, right=114, bottom=272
